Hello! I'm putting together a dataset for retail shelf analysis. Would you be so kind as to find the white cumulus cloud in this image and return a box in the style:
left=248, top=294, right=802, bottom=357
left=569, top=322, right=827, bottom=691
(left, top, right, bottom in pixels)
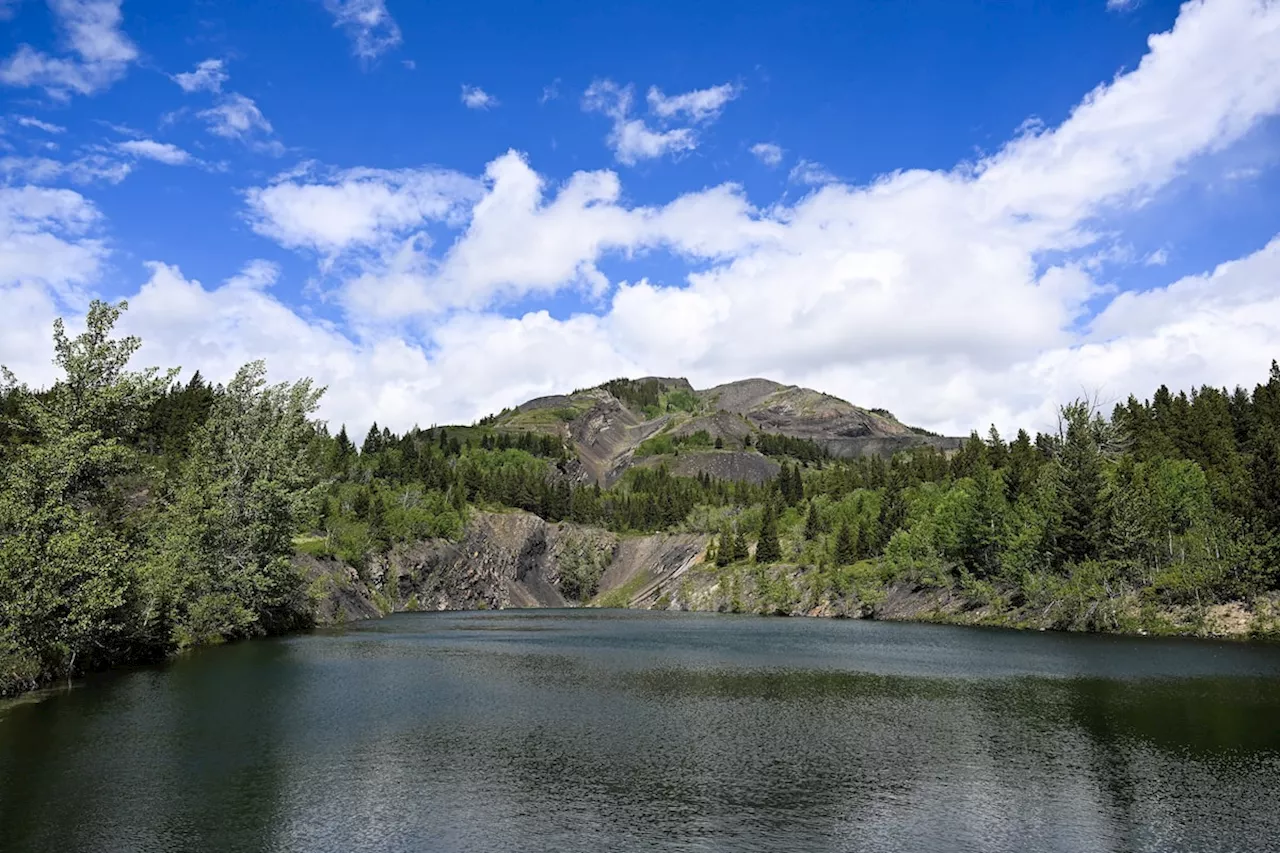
left=244, top=163, right=482, bottom=257
left=461, top=85, right=498, bottom=110
left=0, top=0, right=138, bottom=98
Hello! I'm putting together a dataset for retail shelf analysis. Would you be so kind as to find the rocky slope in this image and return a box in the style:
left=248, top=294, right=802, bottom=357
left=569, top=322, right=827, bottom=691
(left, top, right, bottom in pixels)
left=304, top=510, right=1278, bottom=640
left=494, top=376, right=961, bottom=486
left=304, top=509, right=710, bottom=617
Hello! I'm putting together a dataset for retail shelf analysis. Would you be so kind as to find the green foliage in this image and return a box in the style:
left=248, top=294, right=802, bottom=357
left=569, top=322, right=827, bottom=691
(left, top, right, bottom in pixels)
left=636, top=429, right=713, bottom=457
left=598, top=378, right=663, bottom=411
left=0, top=301, right=175, bottom=693
left=665, top=389, right=701, bottom=414
left=635, top=434, right=677, bottom=457
left=557, top=538, right=612, bottom=601
left=144, top=361, right=325, bottom=646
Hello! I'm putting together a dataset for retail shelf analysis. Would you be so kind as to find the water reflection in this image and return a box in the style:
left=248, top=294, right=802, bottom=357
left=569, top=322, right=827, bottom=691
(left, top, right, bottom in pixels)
left=2, top=611, right=1279, bottom=853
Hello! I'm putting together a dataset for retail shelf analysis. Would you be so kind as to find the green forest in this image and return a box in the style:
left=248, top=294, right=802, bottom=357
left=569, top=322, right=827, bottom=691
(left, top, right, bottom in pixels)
left=3, top=301, right=1280, bottom=696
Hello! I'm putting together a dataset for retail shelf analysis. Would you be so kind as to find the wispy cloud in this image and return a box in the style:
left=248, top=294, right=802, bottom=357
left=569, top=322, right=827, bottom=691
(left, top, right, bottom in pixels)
left=322, top=0, right=402, bottom=60
left=13, top=115, right=68, bottom=134
left=0, top=152, right=131, bottom=184
left=583, top=78, right=739, bottom=165
left=646, top=82, right=740, bottom=122
left=582, top=79, right=695, bottom=165
left=116, top=139, right=193, bottom=166
left=750, top=142, right=784, bottom=167
left=173, top=58, right=228, bottom=94
left=788, top=158, right=836, bottom=185
left=199, top=93, right=283, bottom=154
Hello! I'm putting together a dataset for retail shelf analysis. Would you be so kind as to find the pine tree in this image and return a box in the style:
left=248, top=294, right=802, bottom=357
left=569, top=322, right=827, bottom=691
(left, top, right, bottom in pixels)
left=1054, top=401, right=1107, bottom=566
left=714, top=526, right=733, bottom=567
left=755, top=501, right=782, bottom=563
left=986, top=425, right=1008, bottom=470
left=1005, top=429, right=1040, bottom=501
left=804, top=500, right=822, bottom=540
left=362, top=421, right=381, bottom=455
left=833, top=521, right=856, bottom=565
left=961, top=465, right=1008, bottom=577
left=335, top=425, right=355, bottom=460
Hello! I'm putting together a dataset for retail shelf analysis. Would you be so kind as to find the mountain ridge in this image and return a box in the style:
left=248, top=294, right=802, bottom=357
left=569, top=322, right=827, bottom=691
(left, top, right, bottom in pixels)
left=488, top=376, right=961, bottom=487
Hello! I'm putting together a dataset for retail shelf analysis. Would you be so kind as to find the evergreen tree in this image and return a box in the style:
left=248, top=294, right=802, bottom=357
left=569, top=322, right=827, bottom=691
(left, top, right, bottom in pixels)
left=335, top=425, right=355, bottom=460
left=833, top=522, right=856, bottom=565
left=1053, top=401, right=1108, bottom=566
left=714, top=526, right=733, bottom=567
left=961, top=465, right=1009, bottom=577
left=804, top=500, right=822, bottom=540
left=362, top=422, right=382, bottom=455
left=986, top=425, right=1008, bottom=470
left=1005, top=429, right=1041, bottom=502
left=755, top=501, right=782, bottom=563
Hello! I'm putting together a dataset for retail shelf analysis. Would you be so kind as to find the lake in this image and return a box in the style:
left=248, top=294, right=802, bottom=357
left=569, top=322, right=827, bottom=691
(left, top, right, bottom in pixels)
left=3, top=610, right=1280, bottom=853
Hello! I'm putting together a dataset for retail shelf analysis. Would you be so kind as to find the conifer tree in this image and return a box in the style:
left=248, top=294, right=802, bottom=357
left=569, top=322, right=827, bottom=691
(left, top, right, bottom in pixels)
left=714, top=526, right=733, bottom=567
left=362, top=422, right=381, bottom=455
left=755, top=501, right=782, bottom=563
left=833, top=521, right=856, bottom=565
left=335, top=425, right=355, bottom=460
left=804, top=500, right=822, bottom=540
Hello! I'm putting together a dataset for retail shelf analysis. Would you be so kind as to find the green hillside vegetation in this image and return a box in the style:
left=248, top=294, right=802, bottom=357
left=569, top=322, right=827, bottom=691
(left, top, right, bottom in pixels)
left=4, top=301, right=1280, bottom=696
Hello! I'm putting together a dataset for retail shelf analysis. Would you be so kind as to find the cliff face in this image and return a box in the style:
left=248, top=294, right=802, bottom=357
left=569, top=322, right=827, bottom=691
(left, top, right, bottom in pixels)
left=304, top=509, right=710, bottom=620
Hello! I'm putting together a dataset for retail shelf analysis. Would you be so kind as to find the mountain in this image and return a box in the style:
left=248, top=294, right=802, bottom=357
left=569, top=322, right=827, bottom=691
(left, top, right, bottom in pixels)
left=487, top=376, right=961, bottom=486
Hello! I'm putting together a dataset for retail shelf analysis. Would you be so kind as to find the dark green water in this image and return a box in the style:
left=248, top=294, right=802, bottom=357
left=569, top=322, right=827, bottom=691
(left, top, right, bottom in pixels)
left=3, top=611, right=1280, bottom=853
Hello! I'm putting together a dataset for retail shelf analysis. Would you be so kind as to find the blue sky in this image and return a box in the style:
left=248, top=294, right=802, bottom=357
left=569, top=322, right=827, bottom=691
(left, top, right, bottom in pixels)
left=3, top=0, right=1280, bottom=437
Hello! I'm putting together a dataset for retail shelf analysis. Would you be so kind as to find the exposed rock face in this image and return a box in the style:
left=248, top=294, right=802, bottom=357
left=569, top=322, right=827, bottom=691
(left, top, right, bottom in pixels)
left=567, top=393, right=669, bottom=486
left=308, top=510, right=710, bottom=621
